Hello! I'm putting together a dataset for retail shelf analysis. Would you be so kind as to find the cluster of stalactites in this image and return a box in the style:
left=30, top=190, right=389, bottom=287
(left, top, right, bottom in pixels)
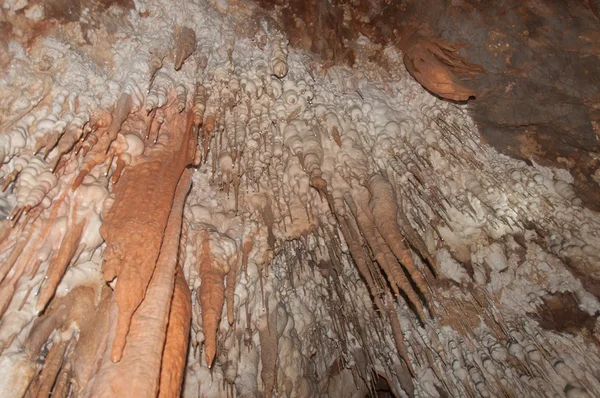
left=1, top=6, right=599, bottom=398
left=0, top=34, right=203, bottom=392
left=0, top=21, right=315, bottom=395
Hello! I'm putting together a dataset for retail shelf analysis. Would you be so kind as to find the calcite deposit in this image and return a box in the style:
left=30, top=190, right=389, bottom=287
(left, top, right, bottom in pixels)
left=0, top=0, right=599, bottom=397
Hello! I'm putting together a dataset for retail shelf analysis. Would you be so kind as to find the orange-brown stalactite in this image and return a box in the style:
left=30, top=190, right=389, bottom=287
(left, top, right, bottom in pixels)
left=17, top=174, right=108, bottom=314
left=395, top=198, right=439, bottom=276
left=345, top=192, right=427, bottom=322
left=52, top=355, right=73, bottom=398
left=158, top=267, right=192, bottom=398
left=0, top=223, right=40, bottom=318
left=73, top=93, right=133, bottom=190
left=23, top=304, right=69, bottom=359
left=226, top=258, right=237, bottom=325
left=386, top=293, right=415, bottom=378
left=242, top=238, right=253, bottom=279
left=99, top=96, right=197, bottom=363
left=35, top=219, right=85, bottom=312
left=0, top=219, right=11, bottom=244
left=3, top=206, right=65, bottom=345
left=69, top=286, right=113, bottom=395
left=174, top=26, right=197, bottom=71
left=26, top=339, right=69, bottom=397
left=198, top=229, right=227, bottom=368
left=0, top=222, right=36, bottom=285
left=337, top=214, right=384, bottom=312
left=367, top=175, right=435, bottom=313
left=90, top=168, right=192, bottom=397
left=259, top=298, right=278, bottom=398
left=0, top=183, right=69, bottom=305
left=21, top=286, right=102, bottom=396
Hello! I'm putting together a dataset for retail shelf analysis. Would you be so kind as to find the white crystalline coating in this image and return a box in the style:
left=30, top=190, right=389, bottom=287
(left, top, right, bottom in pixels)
left=437, top=248, right=470, bottom=283
left=482, top=242, right=508, bottom=272
left=176, top=83, right=188, bottom=112
left=14, top=156, right=56, bottom=209
left=0, top=114, right=33, bottom=164
left=554, top=179, right=583, bottom=206
left=146, top=72, right=174, bottom=112
left=0, top=352, right=38, bottom=398
left=270, top=32, right=288, bottom=78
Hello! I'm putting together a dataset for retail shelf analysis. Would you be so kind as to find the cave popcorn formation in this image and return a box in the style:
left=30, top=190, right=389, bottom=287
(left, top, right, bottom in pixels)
left=0, top=0, right=599, bottom=397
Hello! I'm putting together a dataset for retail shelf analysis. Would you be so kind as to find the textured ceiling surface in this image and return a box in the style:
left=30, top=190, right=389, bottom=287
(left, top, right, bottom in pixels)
left=0, top=0, right=599, bottom=397
left=255, top=0, right=600, bottom=210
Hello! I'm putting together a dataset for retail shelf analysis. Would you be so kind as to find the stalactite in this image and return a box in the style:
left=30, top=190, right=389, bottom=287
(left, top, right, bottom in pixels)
left=99, top=99, right=196, bottom=362
left=337, top=214, right=384, bottom=311
left=90, top=168, right=192, bottom=396
left=259, top=294, right=278, bottom=398
left=73, top=93, right=133, bottom=190
left=346, top=191, right=427, bottom=321
left=70, top=286, right=113, bottom=395
left=20, top=286, right=100, bottom=396
left=386, top=292, right=415, bottom=377
left=35, top=219, right=84, bottom=312
left=197, top=229, right=228, bottom=368
left=367, top=174, right=435, bottom=314
left=0, top=221, right=42, bottom=315
left=26, top=339, right=69, bottom=397
left=226, top=253, right=238, bottom=325
left=158, top=267, right=192, bottom=398
left=174, top=27, right=197, bottom=71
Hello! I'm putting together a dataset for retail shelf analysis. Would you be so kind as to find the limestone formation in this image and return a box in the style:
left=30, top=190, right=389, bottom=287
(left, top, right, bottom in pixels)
left=0, top=0, right=598, bottom=397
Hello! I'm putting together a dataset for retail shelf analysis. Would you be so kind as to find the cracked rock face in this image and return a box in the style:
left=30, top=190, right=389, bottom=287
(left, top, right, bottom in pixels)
left=0, top=0, right=599, bottom=397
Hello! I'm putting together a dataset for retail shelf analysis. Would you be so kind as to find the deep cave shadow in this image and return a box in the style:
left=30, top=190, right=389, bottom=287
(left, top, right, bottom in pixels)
left=368, top=373, right=398, bottom=398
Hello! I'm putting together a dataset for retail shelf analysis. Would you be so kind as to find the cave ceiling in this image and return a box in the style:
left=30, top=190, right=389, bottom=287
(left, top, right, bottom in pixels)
left=0, top=0, right=599, bottom=397
left=257, top=0, right=600, bottom=210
